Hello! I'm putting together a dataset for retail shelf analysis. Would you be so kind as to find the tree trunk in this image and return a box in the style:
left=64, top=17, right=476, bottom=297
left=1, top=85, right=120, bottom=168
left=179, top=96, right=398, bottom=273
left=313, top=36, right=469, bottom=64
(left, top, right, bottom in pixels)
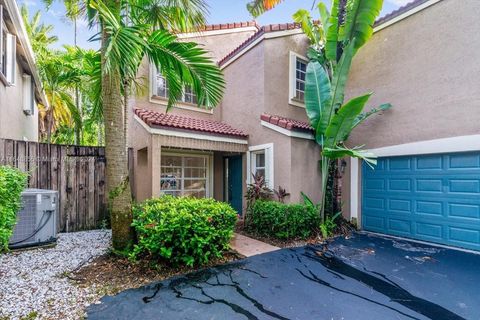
left=101, top=6, right=133, bottom=250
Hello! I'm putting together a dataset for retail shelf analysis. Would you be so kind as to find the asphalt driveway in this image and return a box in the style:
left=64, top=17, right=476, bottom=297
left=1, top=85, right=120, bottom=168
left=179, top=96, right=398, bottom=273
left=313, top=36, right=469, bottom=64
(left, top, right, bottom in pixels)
left=87, top=233, right=479, bottom=320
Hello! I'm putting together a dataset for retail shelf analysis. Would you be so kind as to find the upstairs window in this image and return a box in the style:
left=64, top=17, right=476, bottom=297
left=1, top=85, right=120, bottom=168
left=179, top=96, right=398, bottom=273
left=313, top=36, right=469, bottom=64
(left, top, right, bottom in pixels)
left=289, top=51, right=308, bottom=107
left=153, top=70, right=198, bottom=105
left=0, top=5, right=16, bottom=86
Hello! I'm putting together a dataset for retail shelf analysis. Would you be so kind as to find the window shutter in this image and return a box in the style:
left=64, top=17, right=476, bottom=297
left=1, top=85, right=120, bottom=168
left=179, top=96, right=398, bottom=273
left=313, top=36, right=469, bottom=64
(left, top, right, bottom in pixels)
left=6, top=33, right=16, bottom=85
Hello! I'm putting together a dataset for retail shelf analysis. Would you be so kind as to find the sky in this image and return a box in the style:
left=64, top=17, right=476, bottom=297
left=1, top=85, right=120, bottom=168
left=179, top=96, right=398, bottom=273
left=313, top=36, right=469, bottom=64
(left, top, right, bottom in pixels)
left=17, top=0, right=410, bottom=50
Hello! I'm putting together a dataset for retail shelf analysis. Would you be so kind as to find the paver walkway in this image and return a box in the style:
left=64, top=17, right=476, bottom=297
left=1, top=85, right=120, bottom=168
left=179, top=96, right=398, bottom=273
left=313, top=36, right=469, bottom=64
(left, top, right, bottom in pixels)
left=230, top=233, right=279, bottom=257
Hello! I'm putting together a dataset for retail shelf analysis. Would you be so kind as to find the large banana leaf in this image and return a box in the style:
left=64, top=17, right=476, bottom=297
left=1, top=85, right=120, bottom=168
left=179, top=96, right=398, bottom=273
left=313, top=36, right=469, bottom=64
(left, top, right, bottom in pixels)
left=329, top=40, right=355, bottom=117
left=324, top=93, right=372, bottom=147
left=323, top=145, right=377, bottom=166
left=305, top=61, right=331, bottom=143
left=352, top=103, right=392, bottom=129
left=324, top=0, right=340, bottom=62
left=340, top=0, right=384, bottom=50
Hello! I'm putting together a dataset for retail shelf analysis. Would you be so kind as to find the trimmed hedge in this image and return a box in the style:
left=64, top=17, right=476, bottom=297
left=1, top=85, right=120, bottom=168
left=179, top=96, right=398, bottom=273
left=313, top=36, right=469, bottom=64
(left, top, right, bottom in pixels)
left=0, top=166, right=28, bottom=252
left=131, top=196, right=237, bottom=266
left=247, top=200, right=320, bottom=239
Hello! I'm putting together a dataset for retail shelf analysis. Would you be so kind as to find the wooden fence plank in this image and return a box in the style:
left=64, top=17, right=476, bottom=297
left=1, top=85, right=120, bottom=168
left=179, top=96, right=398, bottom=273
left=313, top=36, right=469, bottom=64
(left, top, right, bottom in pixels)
left=0, top=139, right=108, bottom=232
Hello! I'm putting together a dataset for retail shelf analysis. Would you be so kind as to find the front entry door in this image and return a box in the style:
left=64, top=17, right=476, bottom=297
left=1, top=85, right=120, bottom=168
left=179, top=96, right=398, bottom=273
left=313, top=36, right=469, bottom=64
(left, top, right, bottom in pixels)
left=225, top=155, right=243, bottom=215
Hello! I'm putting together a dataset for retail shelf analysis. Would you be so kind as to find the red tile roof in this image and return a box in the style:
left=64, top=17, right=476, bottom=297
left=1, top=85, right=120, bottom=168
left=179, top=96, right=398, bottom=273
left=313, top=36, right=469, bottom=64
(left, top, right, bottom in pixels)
left=219, top=23, right=302, bottom=67
left=135, top=108, right=248, bottom=138
left=261, top=113, right=313, bottom=133
left=199, top=21, right=258, bottom=32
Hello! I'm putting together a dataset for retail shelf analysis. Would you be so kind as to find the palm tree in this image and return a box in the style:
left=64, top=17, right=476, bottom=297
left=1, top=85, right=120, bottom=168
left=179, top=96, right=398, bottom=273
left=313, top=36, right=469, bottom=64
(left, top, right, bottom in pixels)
left=247, top=0, right=285, bottom=18
left=38, top=54, right=82, bottom=143
left=43, top=0, right=224, bottom=249
left=20, top=6, right=58, bottom=59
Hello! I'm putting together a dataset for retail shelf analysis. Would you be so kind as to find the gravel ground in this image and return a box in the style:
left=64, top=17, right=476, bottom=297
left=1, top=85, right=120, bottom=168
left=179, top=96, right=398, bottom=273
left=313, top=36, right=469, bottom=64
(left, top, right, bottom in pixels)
left=0, top=230, right=111, bottom=320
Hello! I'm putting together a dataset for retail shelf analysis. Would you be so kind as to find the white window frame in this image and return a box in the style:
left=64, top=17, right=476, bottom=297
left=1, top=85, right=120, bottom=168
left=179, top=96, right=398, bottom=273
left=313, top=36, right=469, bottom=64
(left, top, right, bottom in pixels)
left=150, top=64, right=212, bottom=114
left=289, top=51, right=308, bottom=108
left=160, top=151, right=214, bottom=198
left=247, top=143, right=274, bottom=189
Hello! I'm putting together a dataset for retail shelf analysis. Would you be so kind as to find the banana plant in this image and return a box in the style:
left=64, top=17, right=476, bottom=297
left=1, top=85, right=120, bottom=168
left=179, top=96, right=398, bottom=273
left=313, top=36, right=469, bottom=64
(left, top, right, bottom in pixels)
left=301, top=0, right=392, bottom=220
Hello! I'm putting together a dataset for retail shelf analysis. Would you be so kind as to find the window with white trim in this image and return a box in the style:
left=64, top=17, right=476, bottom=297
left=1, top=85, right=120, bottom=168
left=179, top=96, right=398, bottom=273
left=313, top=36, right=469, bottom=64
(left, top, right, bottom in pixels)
left=160, top=154, right=210, bottom=198
left=153, top=69, right=198, bottom=105
left=289, top=51, right=308, bottom=106
left=0, top=5, right=16, bottom=86
left=248, top=144, right=274, bottom=189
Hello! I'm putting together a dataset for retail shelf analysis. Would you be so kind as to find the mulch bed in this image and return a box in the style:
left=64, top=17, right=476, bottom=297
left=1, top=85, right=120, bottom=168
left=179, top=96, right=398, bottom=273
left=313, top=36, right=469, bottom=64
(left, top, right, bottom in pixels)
left=72, top=250, right=243, bottom=297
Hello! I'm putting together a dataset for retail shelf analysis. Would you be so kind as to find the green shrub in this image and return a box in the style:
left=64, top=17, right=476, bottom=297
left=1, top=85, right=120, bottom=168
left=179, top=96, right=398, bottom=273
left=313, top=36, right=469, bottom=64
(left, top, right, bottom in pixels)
left=0, top=166, right=28, bottom=252
left=131, top=196, right=237, bottom=266
left=247, top=200, right=320, bottom=239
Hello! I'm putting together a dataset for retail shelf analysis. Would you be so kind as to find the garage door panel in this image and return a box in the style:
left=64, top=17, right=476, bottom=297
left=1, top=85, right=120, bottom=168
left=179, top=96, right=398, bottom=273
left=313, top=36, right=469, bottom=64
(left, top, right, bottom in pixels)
left=449, top=153, right=480, bottom=169
left=415, top=222, right=443, bottom=239
left=362, top=152, right=480, bottom=251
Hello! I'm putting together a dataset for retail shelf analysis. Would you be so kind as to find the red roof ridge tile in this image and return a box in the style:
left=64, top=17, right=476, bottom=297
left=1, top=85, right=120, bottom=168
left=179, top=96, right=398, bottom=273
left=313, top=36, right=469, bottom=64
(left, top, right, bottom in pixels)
left=218, top=23, right=302, bottom=67
left=261, top=113, right=313, bottom=133
left=134, top=108, right=248, bottom=138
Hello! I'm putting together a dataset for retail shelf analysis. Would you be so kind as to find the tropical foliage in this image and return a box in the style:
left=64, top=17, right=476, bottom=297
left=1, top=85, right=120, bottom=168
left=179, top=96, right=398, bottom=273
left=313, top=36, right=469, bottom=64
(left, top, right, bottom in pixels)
left=131, top=196, right=237, bottom=266
left=250, top=0, right=392, bottom=221
left=21, top=6, right=103, bottom=145
left=0, top=167, right=28, bottom=252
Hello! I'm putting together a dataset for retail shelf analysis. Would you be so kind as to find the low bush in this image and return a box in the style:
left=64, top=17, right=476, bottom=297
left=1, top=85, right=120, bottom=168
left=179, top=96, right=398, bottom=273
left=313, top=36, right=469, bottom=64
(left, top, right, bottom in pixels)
left=247, top=200, right=320, bottom=239
left=0, top=166, right=28, bottom=252
left=131, top=196, right=237, bottom=266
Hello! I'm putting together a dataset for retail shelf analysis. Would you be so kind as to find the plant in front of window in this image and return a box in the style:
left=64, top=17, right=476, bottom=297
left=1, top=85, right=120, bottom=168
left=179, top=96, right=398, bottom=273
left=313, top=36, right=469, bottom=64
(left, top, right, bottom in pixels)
left=250, top=0, right=392, bottom=222
left=245, top=173, right=273, bottom=226
left=274, top=185, right=290, bottom=203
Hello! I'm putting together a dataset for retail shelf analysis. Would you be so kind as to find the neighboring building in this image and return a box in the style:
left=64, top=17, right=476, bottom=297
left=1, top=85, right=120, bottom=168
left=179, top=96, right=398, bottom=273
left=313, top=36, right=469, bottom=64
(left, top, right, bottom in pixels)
left=0, top=0, right=47, bottom=141
left=129, top=0, right=480, bottom=251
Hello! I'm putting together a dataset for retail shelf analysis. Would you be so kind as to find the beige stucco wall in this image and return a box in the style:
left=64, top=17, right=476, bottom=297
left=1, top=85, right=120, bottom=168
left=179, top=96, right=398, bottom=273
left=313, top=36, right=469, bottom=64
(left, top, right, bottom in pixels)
left=341, top=0, right=480, bottom=222
left=0, top=57, right=38, bottom=141
left=220, top=33, right=322, bottom=205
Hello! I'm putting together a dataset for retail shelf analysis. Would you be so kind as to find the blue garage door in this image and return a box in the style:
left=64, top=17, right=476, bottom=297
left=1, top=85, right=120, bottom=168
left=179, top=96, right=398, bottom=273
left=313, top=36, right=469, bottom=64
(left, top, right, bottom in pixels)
left=362, top=152, right=480, bottom=251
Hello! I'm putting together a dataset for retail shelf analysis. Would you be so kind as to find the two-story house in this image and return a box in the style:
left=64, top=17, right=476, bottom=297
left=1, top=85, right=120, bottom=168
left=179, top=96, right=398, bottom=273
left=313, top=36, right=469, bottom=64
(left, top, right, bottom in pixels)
left=0, top=0, right=46, bottom=142
left=129, top=0, right=480, bottom=252
left=128, top=21, right=321, bottom=215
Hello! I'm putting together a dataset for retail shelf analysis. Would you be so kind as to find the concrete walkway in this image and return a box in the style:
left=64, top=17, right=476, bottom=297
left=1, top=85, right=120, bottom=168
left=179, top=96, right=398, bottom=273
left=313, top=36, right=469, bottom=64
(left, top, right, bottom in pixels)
left=230, top=233, right=279, bottom=257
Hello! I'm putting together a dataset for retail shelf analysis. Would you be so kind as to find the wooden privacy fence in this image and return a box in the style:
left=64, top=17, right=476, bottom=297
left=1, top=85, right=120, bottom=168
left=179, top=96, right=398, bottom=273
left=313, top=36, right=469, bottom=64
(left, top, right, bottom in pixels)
left=0, top=138, right=107, bottom=232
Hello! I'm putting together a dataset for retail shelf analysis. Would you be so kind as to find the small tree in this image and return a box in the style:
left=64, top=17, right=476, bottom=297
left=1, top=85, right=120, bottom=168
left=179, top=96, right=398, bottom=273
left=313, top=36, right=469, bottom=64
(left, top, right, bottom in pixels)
left=250, top=0, right=392, bottom=221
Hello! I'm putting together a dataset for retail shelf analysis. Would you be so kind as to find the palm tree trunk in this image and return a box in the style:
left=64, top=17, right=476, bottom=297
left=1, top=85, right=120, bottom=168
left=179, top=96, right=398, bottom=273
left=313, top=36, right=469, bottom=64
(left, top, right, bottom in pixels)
left=101, top=4, right=133, bottom=250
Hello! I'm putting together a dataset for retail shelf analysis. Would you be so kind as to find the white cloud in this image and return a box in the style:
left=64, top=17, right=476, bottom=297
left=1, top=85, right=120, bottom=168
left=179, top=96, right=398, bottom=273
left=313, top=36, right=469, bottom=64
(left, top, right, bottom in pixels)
left=387, top=0, right=414, bottom=6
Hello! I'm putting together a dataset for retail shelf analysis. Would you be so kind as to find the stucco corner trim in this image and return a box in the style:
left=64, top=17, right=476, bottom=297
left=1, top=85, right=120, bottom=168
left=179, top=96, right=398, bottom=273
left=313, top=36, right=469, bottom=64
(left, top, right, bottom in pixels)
left=366, top=135, right=480, bottom=157
left=133, top=114, right=248, bottom=145
left=350, top=158, right=359, bottom=222
left=261, top=120, right=314, bottom=140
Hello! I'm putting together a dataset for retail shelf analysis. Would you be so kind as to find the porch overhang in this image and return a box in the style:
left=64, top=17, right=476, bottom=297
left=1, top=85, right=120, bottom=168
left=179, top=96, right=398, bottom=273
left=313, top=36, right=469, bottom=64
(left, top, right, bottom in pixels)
left=134, top=111, right=248, bottom=153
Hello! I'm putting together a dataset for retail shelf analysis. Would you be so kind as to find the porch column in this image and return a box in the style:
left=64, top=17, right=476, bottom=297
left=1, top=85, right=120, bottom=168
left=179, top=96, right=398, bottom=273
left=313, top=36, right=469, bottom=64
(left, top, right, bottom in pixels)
left=151, top=134, right=162, bottom=198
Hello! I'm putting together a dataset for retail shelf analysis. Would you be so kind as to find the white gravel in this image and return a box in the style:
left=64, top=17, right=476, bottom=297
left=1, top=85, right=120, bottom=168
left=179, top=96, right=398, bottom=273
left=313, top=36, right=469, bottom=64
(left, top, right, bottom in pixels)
left=0, top=230, right=111, bottom=320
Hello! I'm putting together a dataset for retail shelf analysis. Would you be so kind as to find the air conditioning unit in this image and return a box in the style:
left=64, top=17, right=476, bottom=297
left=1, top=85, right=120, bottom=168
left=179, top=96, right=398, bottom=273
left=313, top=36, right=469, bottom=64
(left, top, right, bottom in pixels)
left=9, top=189, right=58, bottom=249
